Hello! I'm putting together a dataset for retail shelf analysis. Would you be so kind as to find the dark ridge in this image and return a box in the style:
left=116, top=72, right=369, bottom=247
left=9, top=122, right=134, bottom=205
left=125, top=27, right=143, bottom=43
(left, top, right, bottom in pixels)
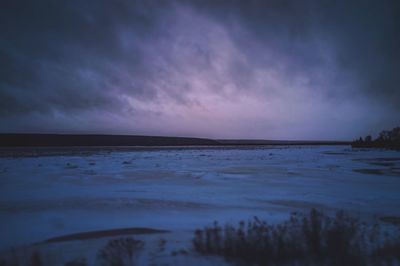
left=217, top=139, right=350, bottom=145
left=0, top=133, right=351, bottom=147
left=0, top=133, right=220, bottom=147
left=44, top=227, right=170, bottom=243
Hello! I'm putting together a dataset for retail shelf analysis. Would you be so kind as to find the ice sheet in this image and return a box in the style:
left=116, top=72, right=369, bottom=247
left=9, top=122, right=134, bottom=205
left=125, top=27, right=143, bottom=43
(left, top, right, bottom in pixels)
left=1, top=145, right=400, bottom=264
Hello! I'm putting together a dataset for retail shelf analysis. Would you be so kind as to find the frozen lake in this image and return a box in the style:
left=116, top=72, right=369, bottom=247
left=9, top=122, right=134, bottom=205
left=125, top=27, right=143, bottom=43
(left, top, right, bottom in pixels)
left=1, top=145, right=400, bottom=265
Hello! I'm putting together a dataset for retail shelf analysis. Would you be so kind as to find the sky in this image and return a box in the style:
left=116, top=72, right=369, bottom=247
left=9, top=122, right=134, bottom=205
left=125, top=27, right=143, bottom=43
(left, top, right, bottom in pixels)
left=0, top=0, right=399, bottom=140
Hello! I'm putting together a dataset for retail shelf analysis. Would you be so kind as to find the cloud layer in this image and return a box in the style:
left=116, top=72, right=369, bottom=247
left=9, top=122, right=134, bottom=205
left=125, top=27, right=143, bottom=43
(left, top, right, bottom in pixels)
left=1, top=0, right=399, bottom=139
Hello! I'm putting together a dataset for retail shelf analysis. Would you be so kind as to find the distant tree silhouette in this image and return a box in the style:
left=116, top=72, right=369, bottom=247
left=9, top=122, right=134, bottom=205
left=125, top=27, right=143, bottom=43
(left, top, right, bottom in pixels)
left=352, top=127, right=400, bottom=150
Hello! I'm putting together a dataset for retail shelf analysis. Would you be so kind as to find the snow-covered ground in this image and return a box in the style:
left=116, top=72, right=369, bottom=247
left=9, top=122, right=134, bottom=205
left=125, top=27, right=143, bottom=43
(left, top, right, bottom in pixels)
left=0, top=145, right=399, bottom=265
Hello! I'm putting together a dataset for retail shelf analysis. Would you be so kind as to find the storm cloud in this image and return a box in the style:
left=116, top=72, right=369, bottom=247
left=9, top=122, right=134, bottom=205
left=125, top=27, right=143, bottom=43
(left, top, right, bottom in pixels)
left=0, top=0, right=399, bottom=139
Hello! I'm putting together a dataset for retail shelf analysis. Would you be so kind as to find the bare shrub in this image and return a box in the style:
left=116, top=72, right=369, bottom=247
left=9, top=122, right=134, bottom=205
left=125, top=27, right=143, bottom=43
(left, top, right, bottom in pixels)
left=30, top=251, right=42, bottom=266
left=64, top=257, right=87, bottom=266
left=97, top=238, right=144, bottom=266
left=193, top=209, right=400, bottom=266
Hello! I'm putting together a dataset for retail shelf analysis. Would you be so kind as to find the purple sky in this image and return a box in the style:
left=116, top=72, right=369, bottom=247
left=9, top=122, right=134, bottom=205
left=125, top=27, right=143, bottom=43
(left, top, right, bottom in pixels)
left=0, top=1, right=399, bottom=140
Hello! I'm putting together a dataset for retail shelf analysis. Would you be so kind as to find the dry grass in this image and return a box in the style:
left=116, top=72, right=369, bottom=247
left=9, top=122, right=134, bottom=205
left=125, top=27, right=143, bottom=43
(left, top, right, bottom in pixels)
left=193, top=209, right=400, bottom=266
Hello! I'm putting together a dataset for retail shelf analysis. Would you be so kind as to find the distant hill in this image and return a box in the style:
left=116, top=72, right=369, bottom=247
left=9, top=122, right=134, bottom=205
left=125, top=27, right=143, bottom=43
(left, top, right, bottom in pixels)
left=0, top=134, right=220, bottom=147
left=218, top=139, right=350, bottom=145
left=0, top=133, right=351, bottom=147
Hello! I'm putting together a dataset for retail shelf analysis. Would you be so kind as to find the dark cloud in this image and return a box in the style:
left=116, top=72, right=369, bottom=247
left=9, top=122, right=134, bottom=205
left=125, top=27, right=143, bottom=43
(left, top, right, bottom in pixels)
left=192, top=0, right=400, bottom=100
left=0, top=0, right=399, bottom=139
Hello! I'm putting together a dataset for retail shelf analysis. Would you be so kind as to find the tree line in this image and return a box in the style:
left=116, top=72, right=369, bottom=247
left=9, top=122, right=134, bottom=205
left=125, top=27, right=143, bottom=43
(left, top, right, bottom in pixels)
left=352, top=126, right=400, bottom=150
